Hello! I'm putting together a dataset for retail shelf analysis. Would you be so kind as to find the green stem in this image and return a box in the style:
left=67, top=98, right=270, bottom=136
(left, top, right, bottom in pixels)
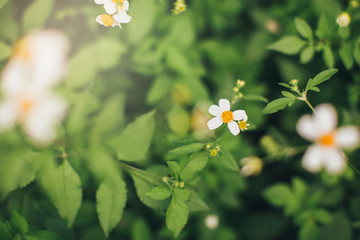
left=118, top=161, right=163, bottom=180
left=348, top=161, right=360, bottom=176
left=304, top=98, right=317, bottom=114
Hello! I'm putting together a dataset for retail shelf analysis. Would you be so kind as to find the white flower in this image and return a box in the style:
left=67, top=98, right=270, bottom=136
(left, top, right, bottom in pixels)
left=204, top=214, right=219, bottom=230
left=336, top=12, right=351, bottom=27
left=296, top=104, right=359, bottom=175
left=95, top=0, right=129, bottom=15
left=207, top=99, right=247, bottom=136
left=0, top=91, right=67, bottom=145
left=96, top=11, right=131, bottom=28
left=1, top=30, right=69, bottom=95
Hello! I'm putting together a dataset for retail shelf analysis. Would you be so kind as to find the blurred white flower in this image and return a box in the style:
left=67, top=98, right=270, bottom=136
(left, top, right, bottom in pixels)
left=296, top=104, right=359, bottom=175
left=240, top=156, right=263, bottom=177
left=207, top=99, right=247, bottom=136
left=2, top=30, right=69, bottom=95
left=204, top=214, right=219, bottom=230
left=0, top=91, right=67, bottom=144
left=0, top=30, right=69, bottom=145
left=95, top=0, right=129, bottom=14
left=96, top=12, right=131, bottom=28
left=336, top=12, right=351, bottom=27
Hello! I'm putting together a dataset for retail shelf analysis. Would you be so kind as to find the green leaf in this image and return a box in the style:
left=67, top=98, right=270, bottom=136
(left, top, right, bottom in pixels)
left=263, top=184, right=292, bottom=207
left=146, top=187, right=171, bottom=200
left=306, top=68, right=338, bottom=90
left=218, top=148, right=239, bottom=172
left=323, top=46, right=334, bottom=68
left=186, top=189, right=209, bottom=212
left=22, top=0, right=54, bottom=32
left=299, top=221, right=322, bottom=240
left=242, top=94, right=268, bottom=103
left=167, top=161, right=181, bottom=179
left=91, top=94, right=125, bottom=138
left=267, top=36, right=306, bottom=55
left=10, top=211, right=28, bottom=234
left=0, top=41, right=11, bottom=60
left=39, top=159, right=82, bottom=227
left=169, top=143, right=205, bottom=155
left=281, top=91, right=296, bottom=98
left=292, top=177, right=307, bottom=199
left=313, top=208, right=332, bottom=224
left=262, top=97, right=295, bottom=114
left=316, top=15, right=332, bottom=39
left=147, top=75, right=172, bottom=105
left=66, top=44, right=97, bottom=89
left=109, top=111, right=155, bottom=162
left=96, top=179, right=127, bottom=237
left=354, top=37, right=360, bottom=66
left=0, top=222, right=13, bottom=240
left=25, top=231, right=62, bottom=240
left=300, top=45, right=314, bottom=63
left=308, top=86, right=320, bottom=92
left=131, top=219, right=152, bottom=240
left=166, top=189, right=189, bottom=238
left=180, top=151, right=209, bottom=181
left=167, top=104, right=190, bottom=135
left=94, top=37, right=126, bottom=71
left=339, top=44, right=354, bottom=70
left=295, top=17, right=313, bottom=40
left=322, top=212, right=351, bottom=240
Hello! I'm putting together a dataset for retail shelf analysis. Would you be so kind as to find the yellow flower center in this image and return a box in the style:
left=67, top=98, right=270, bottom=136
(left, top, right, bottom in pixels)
left=319, top=133, right=334, bottom=146
left=14, top=38, right=31, bottom=60
left=221, top=110, right=233, bottom=123
left=21, top=99, right=33, bottom=113
left=210, top=149, right=217, bottom=157
left=101, top=14, right=115, bottom=27
left=239, top=120, right=247, bottom=130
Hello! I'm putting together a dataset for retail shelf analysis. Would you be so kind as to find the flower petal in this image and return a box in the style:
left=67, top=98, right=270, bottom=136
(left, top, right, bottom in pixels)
left=302, top=145, right=324, bottom=173
left=104, top=1, right=117, bottom=14
left=323, top=148, right=346, bottom=175
left=94, top=0, right=105, bottom=4
left=207, top=117, right=223, bottom=130
left=113, top=11, right=131, bottom=23
left=335, top=126, right=360, bottom=149
left=233, top=110, right=247, bottom=121
left=296, top=115, right=320, bottom=141
left=208, top=105, right=221, bottom=117
left=0, top=100, right=17, bottom=131
left=314, top=104, right=337, bottom=135
left=228, top=121, right=240, bottom=136
left=219, top=99, right=230, bottom=112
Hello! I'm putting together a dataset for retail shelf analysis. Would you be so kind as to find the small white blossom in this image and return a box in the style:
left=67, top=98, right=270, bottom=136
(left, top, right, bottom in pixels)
left=336, top=12, right=351, bottom=27
left=207, top=99, right=247, bottom=136
left=296, top=104, right=359, bottom=175
left=204, top=214, right=219, bottom=230
left=96, top=11, right=131, bottom=28
left=95, top=0, right=129, bottom=14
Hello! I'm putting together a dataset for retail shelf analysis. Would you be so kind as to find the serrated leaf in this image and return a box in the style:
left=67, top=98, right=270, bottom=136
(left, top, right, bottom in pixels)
left=96, top=179, right=127, bottom=237
left=322, top=46, right=334, bottom=68
left=10, top=211, right=28, bottom=234
left=295, top=17, right=313, bottom=40
left=22, top=0, right=54, bottom=32
left=306, top=68, right=338, bottom=90
left=242, top=94, right=268, bottom=103
left=146, top=187, right=171, bottom=200
left=281, top=91, right=296, bottom=98
left=218, top=148, right=239, bottom=172
left=262, top=97, right=295, bottom=114
left=0, top=41, right=11, bottom=60
left=267, top=36, right=306, bottom=55
left=109, top=111, right=155, bottom=162
left=169, top=143, right=205, bottom=155
left=40, top=159, right=82, bottom=227
left=181, top=151, right=209, bottom=181
left=300, top=45, right=314, bottom=63
left=166, top=189, right=189, bottom=238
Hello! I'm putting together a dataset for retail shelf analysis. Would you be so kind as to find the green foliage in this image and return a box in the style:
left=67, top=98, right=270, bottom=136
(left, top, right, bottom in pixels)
left=166, top=189, right=189, bottom=238
left=0, top=41, right=11, bottom=60
left=22, top=0, right=54, bottom=32
left=267, top=36, right=306, bottom=55
left=169, top=143, right=205, bottom=155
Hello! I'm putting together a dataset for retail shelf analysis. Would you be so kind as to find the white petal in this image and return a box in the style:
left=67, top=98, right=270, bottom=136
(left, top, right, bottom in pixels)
left=323, top=148, right=346, bottom=175
left=233, top=110, right=247, bottom=121
left=296, top=115, right=320, bottom=141
left=1, top=59, right=29, bottom=96
left=228, top=121, right=240, bottom=136
left=96, top=15, right=105, bottom=26
left=314, top=104, right=337, bottom=135
left=113, top=11, right=131, bottom=23
left=104, top=1, right=117, bottom=14
left=123, top=0, right=129, bottom=11
left=207, top=117, right=223, bottom=130
left=208, top=105, right=221, bottom=117
left=0, top=100, right=17, bottom=131
left=219, top=99, right=230, bottom=112
left=335, top=126, right=360, bottom=149
left=302, top=145, right=324, bottom=173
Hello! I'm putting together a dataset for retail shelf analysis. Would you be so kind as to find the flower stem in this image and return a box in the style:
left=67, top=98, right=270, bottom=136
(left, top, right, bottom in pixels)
left=348, top=161, right=360, bottom=176
left=118, top=161, right=163, bottom=180
left=304, top=98, right=317, bottom=114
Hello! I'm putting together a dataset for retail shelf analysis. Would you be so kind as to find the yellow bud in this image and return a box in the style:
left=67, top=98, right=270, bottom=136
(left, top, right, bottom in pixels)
left=233, top=87, right=240, bottom=93
left=175, top=182, right=179, bottom=187
left=179, top=182, right=185, bottom=188
left=237, top=80, right=246, bottom=87
left=350, top=0, right=359, bottom=8
left=240, top=156, right=263, bottom=177
left=215, top=145, right=220, bottom=151
left=210, top=149, right=217, bottom=157
left=290, top=79, right=298, bottom=86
